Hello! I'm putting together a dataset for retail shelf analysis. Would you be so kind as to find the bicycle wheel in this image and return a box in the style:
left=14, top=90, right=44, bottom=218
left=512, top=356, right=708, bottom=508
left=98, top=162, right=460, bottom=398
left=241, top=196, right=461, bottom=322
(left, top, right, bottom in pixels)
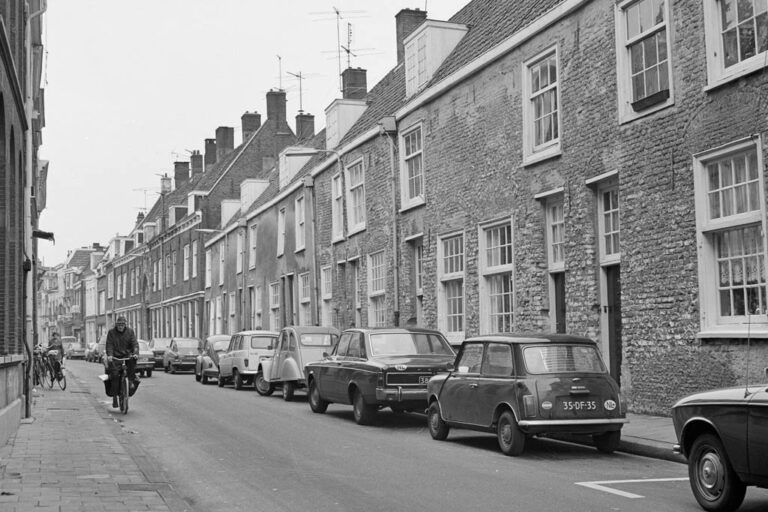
left=56, top=373, right=67, bottom=391
left=40, top=362, right=51, bottom=388
left=33, top=362, right=42, bottom=386
left=120, top=374, right=129, bottom=414
left=45, top=362, right=55, bottom=388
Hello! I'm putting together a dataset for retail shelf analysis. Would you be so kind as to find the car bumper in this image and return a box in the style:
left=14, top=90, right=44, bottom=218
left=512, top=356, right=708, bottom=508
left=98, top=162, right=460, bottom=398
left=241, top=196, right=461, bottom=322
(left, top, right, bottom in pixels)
left=169, top=361, right=196, bottom=371
left=376, top=387, right=427, bottom=403
left=153, top=357, right=164, bottom=368
left=136, top=361, right=154, bottom=371
left=517, top=418, right=628, bottom=435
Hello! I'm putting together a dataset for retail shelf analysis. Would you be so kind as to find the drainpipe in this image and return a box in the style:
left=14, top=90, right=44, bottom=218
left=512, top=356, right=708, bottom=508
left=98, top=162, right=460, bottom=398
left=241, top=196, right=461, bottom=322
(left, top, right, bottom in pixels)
left=380, top=117, right=400, bottom=326
left=303, top=176, right=319, bottom=325
left=24, top=0, right=47, bottom=418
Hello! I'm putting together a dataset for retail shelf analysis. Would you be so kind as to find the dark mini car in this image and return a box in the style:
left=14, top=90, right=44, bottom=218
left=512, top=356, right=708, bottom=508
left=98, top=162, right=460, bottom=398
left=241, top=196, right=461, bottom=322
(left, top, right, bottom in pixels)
left=162, top=338, right=200, bottom=373
left=135, top=340, right=154, bottom=378
left=426, top=333, right=627, bottom=456
left=672, top=382, right=768, bottom=512
left=196, top=334, right=231, bottom=385
left=304, top=327, right=455, bottom=425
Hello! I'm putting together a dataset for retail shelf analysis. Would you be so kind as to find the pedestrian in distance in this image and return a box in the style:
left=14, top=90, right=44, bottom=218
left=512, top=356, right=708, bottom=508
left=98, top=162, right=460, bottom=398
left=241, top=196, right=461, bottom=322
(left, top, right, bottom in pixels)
left=106, top=316, right=139, bottom=408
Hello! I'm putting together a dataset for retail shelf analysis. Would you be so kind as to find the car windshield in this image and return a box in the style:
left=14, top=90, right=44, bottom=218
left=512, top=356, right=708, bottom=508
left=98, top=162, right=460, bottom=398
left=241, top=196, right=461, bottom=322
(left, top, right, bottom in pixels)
left=523, top=344, right=606, bottom=374
left=250, top=336, right=276, bottom=349
left=369, top=333, right=453, bottom=356
left=213, top=341, right=229, bottom=352
left=138, top=341, right=149, bottom=351
left=175, top=340, right=198, bottom=352
left=300, top=333, right=337, bottom=347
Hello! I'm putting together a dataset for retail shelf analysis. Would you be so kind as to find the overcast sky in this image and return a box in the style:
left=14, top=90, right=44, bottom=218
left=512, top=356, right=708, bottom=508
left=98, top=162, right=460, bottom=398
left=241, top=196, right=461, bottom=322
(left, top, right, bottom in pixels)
left=38, top=0, right=469, bottom=265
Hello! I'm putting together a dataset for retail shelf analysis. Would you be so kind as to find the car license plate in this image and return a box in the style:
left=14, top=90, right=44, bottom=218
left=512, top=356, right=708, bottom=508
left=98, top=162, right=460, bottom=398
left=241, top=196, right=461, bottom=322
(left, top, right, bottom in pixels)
left=561, top=400, right=598, bottom=411
left=418, top=376, right=430, bottom=385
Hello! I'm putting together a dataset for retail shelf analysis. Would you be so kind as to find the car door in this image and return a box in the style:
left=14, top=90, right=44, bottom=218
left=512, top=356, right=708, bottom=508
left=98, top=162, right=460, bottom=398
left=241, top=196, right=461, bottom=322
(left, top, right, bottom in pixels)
left=336, top=332, right=366, bottom=402
left=219, top=336, right=237, bottom=377
left=440, top=342, right=484, bottom=424
left=748, top=386, right=768, bottom=478
left=269, top=331, right=288, bottom=381
left=473, top=343, right=515, bottom=427
left=323, top=332, right=351, bottom=402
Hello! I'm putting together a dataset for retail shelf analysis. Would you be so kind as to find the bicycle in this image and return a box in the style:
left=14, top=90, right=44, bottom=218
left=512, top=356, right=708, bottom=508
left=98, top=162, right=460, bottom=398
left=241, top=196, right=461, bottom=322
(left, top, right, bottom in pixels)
left=45, top=349, right=67, bottom=391
left=33, top=348, right=50, bottom=388
left=111, top=357, right=135, bottom=414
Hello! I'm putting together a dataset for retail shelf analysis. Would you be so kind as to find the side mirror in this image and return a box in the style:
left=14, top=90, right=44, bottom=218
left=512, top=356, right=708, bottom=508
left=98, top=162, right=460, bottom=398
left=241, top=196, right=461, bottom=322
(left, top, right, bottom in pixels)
left=322, top=351, right=329, bottom=358
left=446, top=362, right=454, bottom=371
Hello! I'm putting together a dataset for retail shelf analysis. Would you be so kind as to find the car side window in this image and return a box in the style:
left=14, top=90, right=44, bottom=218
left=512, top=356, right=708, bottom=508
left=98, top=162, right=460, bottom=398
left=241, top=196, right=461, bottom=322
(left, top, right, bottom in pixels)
left=335, top=333, right=351, bottom=357
left=227, top=336, right=237, bottom=352
left=276, top=332, right=286, bottom=352
left=346, top=333, right=362, bottom=358
left=481, top=343, right=514, bottom=377
left=456, top=343, right=483, bottom=374
left=288, top=333, right=298, bottom=352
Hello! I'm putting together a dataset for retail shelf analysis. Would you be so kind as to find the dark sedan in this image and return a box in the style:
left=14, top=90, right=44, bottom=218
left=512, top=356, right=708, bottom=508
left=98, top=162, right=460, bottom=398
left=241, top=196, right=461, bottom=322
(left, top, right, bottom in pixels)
left=304, top=327, right=455, bottom=425
left=672, top=383, right=768, bottom=512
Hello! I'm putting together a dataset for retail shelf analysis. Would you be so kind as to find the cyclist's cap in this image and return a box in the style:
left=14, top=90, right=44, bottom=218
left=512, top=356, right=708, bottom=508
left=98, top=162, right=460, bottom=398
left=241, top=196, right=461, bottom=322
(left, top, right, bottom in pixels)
left=116, top=316, right=127, bottom=324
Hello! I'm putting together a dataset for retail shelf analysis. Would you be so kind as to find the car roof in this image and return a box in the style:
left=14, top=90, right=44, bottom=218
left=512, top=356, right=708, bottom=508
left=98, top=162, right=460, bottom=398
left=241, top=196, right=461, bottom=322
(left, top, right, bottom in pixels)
left=171, top=337, right=200, bottom=343
left=284, top=326, right=340, bottom=335
left=462, top=333, right=596, bottom=345
left=344, top=327, right=446, bottom=335
left=206, top=334, right=231, bottom=342
left=234, top=330, right=280, bottom=336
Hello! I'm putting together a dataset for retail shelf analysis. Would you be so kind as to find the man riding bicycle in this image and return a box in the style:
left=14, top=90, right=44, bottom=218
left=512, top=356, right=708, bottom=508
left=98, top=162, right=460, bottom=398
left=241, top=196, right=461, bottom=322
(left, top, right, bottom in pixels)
left=106, top=316, right=139, bottom=408
left=46, top=332, right=65, bottom=380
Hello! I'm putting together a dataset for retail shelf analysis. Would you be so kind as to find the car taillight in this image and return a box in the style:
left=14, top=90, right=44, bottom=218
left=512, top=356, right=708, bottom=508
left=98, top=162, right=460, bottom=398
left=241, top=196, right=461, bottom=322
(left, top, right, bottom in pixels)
left=523, top=395, right=537, bottom=417
left=377, top=371, right=384, bottom=387
left=244, top=358, right=249, bottom=368
left=618, top=392, right=627, bottom=414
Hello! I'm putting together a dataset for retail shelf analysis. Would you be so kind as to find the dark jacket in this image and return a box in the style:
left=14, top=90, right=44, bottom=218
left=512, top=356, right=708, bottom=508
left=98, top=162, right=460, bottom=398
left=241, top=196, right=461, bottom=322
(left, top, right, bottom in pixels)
left=106, top=327, right=138, bottom=358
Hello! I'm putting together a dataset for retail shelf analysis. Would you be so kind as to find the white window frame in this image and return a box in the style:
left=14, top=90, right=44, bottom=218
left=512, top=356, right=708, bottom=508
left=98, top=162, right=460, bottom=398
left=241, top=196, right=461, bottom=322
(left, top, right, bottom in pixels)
left=437, top=232, right=465, bottom=342
left=345, top=158, right=366, bottom=234
left=598, top=183, right=621, bottom=266
left=183, top=244, right=190, bottom=281
left=277, top=208, right=286, bottom=256
left=615, top=0, right=674, bottom=122
left=400, top=123, right=425, bottom=210
left=478, top=220, right=515, bottom=335
left=694, top=136, right=768, bottom=336
left=299, top=272, right=311, bottom=325
left=522, top=46, right=563, bottom=164
left=332, top=173, right=345, bottom=242
left=368, top=251, right=387, bottom=327
left=405, top=32, right=428, bottom=97
left=205, top=249, right=211, bottom=288
left=236, top=231, right=244, bottom=274
left=229, top=291, right=236, bottom=318
left=547, top=197, right=566, bottom=272
left=249, top=224, right=258, bottom=269
left=703, top=0, right=768, bottom=88
left=269, top=282, right=281, bottom=330
left=295, top=195, right=306, bottom=251
left=218, top=244, right=225, bottom=287
left=107, top=272, right=113, bottom=299
left=321, top=266, right=333, bottom=327
left=192, top=240, right=198, bottom=278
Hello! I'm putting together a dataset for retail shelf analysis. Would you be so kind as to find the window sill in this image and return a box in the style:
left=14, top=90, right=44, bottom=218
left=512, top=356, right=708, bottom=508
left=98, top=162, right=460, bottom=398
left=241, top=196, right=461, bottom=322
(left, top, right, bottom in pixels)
left=332, top=235, right=346, bottom=245
left=399, top=197, right=426, bottom=214
left=697, top=328, right=768, bottom=340
left=522, top=146, right=561, bottom=167
left=347, top=226, right=366, bottom=237
left=294, top=247, right=305, bottom=254
left=705, top=60, right=768, bottom=92
left=631, top=89, right=670, bottom=112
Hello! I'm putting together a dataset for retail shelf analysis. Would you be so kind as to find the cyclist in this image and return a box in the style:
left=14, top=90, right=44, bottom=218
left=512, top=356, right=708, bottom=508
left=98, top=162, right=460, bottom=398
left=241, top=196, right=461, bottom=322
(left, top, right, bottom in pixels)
left=46, top=332, right=65, bottom=380
left=105, top=316, right=139, bottom=408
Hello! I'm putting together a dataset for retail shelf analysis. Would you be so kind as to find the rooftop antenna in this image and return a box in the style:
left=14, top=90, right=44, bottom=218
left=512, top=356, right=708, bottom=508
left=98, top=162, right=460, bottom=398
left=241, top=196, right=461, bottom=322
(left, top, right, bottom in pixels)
left=309, top=7, right=367, bottom=92
left=287, top=71, right=305, bottom=112
left=132, top=187, right=154, bottom=212
left=276, top=54, right=283, bottom=89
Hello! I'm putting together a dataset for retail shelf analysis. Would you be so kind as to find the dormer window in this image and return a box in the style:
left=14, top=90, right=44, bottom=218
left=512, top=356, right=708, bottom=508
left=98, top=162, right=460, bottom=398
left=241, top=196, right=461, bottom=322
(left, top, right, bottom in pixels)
left=404, top=20, right=468, bottom=98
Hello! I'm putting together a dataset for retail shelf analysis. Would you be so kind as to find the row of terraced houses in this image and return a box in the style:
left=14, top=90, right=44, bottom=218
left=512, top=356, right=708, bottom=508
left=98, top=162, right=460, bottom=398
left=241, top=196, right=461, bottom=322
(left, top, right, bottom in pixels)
left=39, top=0, right=768, bottom=417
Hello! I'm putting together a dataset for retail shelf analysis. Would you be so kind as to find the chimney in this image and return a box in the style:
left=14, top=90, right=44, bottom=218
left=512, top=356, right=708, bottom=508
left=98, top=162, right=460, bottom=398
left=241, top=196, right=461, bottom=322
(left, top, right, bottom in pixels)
left=342, top=68, right=367, bottom=100
left=215, top=126, right=234, bottom=162
left=160, top=174, right=172, bottom=194
left=204, top=138, right=216, bottom=170
left=174, top=161, right=190, bottom=188
left=396, top=8, right=427, bottom=64
left=266, top=89, right=287, bottom=125
left=190, top=150, right=203, bottom=177
left=136, top=212, right=145, bottom=225
left=295, top=112, right=315, bottom=141
left=241, top=111, right=262, bottom=142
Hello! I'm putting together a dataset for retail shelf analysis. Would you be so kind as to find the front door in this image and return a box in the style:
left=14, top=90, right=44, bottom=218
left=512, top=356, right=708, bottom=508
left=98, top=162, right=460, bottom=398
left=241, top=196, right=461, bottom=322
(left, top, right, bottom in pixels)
left=605, top=265, right=622, bottom=384
left=553, top=272, right=566, bottom=333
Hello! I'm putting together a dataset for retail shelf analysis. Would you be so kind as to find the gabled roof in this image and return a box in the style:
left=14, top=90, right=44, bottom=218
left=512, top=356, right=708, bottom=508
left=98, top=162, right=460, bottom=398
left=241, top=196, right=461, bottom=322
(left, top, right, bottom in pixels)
left=66, top=248, right=95, bottom=271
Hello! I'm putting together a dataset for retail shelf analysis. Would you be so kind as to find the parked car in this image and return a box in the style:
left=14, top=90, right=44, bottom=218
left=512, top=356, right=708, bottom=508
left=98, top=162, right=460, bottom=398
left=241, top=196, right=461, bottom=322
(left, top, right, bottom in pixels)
left=195, top=334, right=231, bottom=385
left=85, top=342, right=99, bottom=362
left=135, top=340, right=154, bottom=378
left=672, top=380, right=768, bottom=512
left=304, top=327, right=455, bottom=425
left=426, top=333, right=627, bottom=456
left=149, top=338, right=173, bottom=368
left=162, top=338, right=200, bottom=373
left=258, top=326, right=340, bottom=400
left=95, top=335, right=107, bottom=364
left=218, top=330, right=279, bottom=390
left=63, top=336, right=85, bottom=359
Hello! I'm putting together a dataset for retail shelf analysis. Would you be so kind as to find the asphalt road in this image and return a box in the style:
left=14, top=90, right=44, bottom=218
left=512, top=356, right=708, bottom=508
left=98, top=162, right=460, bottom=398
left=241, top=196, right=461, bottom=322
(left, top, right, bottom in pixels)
left=66, top=359, right=768, bottom=512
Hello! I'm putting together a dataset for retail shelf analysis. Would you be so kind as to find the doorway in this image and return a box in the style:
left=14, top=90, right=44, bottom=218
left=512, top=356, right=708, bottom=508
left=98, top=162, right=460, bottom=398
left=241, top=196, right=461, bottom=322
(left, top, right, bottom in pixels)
left=604, top=264, right=622, bottom=384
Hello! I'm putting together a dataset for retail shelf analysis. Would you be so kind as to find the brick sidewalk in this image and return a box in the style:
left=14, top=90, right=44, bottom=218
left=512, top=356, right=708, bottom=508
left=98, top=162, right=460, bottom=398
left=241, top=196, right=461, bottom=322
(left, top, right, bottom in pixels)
left=0, top=369, right=189, bottom=512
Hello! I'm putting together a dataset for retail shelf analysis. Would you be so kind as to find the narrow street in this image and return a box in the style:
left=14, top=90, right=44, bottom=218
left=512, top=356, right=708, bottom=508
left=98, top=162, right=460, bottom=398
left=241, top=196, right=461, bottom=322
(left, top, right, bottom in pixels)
left=64, top=360, right=768, bottom=512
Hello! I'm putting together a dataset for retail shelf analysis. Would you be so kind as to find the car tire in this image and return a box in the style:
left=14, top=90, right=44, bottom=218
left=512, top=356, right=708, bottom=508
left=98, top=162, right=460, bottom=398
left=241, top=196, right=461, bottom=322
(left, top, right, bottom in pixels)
left=688, top=433, right=747, bottom=512
left=308, top=378, right=328, bottom=414
left=282, top=381, right=295, bottom=402
left=497, top=410, right=525, bottom=456
left=352, top=389, right=376, bottom=425
left=164, top=363, right=169, bottom=373
left=233, top=369, right=244, bottom=390
left=146, top=369, right=152, bottom=378
left=427, top=402, right=449, bottom=440
left=217, top=373, right=225, bottom=387
left=195, top=368, right=201, bottom=382
left=593, top=430, right=621, bottom=454
left=254, top=372, right=274, bottom=396
left=201, top=372, right=208, bottom=385
left=170, top=364, right=177, bottom=375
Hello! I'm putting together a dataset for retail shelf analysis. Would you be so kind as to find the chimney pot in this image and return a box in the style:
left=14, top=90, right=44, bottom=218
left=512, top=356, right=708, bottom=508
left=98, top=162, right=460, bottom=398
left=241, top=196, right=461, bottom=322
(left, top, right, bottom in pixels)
left=396, top=8, right=427, bottom=64
left=204, top=138, right=216, bottom=171
left=241, top=111, right=262, bottom=142
left=174, top=161, right=190, bottom=188
left=295, top=112, right=315, bottom=141
left=342, top=68, right=367, bottom=100
left=266, top=89, right=287, bottom=126
left=190, top=150, right=203, bottom=177
left=215, top=127, right=235, bottom=162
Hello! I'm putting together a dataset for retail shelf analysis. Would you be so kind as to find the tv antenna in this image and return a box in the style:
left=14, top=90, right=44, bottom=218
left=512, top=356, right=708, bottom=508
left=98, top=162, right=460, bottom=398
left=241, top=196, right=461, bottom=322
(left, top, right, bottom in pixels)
left=276, top=54, right=282, bottom=89
left=340, top=23, right=378, bottom=69
left=287, top=71, right=305, bottom=112
left=310, top=7, right=367, bottom=92
left=132, top=187, right=155, bottom=212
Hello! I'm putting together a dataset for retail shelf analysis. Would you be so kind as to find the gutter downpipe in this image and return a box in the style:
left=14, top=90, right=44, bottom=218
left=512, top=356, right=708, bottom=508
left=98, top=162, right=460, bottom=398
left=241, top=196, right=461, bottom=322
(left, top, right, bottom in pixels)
left=381, top=121, right=400, bottom=326
left=24, top=0, right=47, bottom=419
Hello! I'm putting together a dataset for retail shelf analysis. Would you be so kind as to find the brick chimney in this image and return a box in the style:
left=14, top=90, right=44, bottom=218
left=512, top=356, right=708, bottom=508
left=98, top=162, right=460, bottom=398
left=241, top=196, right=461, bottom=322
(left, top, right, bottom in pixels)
left=136, top=212, right=145, bottom=225
left=190, top=150, right=203, bottom=177
left=241, top=111, right=262, bottom=142
left=342, top=68, right=367, bottom=100
left=295, top=112, right=315, bottom=141
left=204, top=138, right=216, bottom=171
left=266, top=89, right=287, bottom=125
left=215, top=126, right=234, bottom=162
left=396, top=8, right=427, bottom=64
left=174, top=161, right=190, bottom=188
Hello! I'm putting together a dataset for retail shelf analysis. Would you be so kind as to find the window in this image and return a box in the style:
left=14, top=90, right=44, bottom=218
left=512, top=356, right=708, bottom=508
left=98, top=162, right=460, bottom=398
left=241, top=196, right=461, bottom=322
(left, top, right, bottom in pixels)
left=183, top=245, right=190, bottom=281
left=218, top=245, right=225, bottom=286
left=321, top=266, right=333, bottom=326
left=295, top=195, right=305, bottom=251
left=351, top=259, right=362, bottom=326
left=616, top=0, right=673, bottom=120
left=249, top=225, right=257, bottom=269
left=299, top=272, right=311, bottom=325
left=703, top=0, right=768, bottom=87
left=172, top=250, right=178, bottom=285
left=400, top=125, right=424, bottom=209
left=545, top=196, right=566, bottom=333
left=332, top=174, right=344, bottom=241
left=107, top=272, right=113, bottom=299
left=192, top=240, right=198, bottom=278
left=229, top=292, right=236, bottom=317
left=405, top=33, right=428, bottom=96
left=368, top=251, right=387, bottom=327
left=205, top=249, right=212, bottom=288
left=250, top=286, right=262, bottom=329
left=236, top=231, right=243, bottom=273
left=270, top=282, right=281, bottom=330
left=346, top=159, right=366, bottom=233
left=479, top=221, right=515, bottom=334
left=277, top=208, right=286, bottom=256
left=153, top=261, right=158, bottom=291
left=438, top=233, right=464, bottom=340
left=413, top=240, right=425, bottom=323
left=523, top=47, right=562, bottom=163
left=599, top=186, right=621, bottom=265
left=694, top=138, right=768, bottom=334
left=165, top=255, right=171, bottom=288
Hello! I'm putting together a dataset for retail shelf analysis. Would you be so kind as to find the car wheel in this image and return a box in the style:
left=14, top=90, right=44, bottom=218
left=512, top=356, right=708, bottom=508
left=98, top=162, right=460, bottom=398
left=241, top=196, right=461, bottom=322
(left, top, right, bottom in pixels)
left=201, top=372, right=208, bottom=385
left=254, top=372, right=274, bottom=396
left=233, top=369, right=244, bottom=390
left=593, top=430, right=621, bottom=454
left=427, top=402, right=449, bottom=440
left=497, top=410, right=525, bottom=456
left=146, top=369, right=152, bottom=378
left=308, top=378, right=328, bottom=413
left=282, top=381, right=295, bottom=402
left=164, top=363, right=169, bottom=373
left=352, top=389, right=376, bottom=425
left=195, top=367, right=201, bottom=382
left=217, top=372, right=225, bottom=387
left=170, top=364, right=177, bottom=375
left=688, top=433, right=747, bottom=512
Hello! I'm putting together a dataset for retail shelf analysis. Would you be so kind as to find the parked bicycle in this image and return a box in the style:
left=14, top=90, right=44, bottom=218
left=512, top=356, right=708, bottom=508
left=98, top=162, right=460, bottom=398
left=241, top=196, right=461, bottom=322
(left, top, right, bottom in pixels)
left=44, top=348, right=67, bottom=390
left=112, top=357, right=134, bottom=414
left=33, top=346, right=50, bottom=388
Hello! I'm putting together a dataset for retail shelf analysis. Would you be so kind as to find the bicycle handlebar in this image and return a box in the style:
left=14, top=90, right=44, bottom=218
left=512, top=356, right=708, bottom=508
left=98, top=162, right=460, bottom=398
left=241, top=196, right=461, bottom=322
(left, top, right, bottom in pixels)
left=110, top=356, right=137, bottom=362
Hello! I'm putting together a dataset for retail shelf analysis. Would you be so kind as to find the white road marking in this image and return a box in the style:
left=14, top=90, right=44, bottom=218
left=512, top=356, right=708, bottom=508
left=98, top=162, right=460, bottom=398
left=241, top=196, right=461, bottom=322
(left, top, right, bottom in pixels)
left=575, top=477, right=689, bottom=499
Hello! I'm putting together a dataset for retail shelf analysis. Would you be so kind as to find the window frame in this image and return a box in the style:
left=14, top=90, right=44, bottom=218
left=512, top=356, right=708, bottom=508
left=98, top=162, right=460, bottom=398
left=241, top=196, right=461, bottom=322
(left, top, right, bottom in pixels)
left=205, top=249, right=211, bottom=288
left=248, top=224, right=258, bottom=269
left=345, top=158, right=366, bottom=234
left=183, top=244, right=190, bottom=281
left=478, top=219, right=515, bottom=334
left=295, top=195, right=306, bottom=252
left=437, top=232, right=465, bottom=342
left=399, top=123, right=426, bottom=210
left=522, top=45, right=563, bottom=164
left=368, top=251, right=387, bottom=327
left=277, top=207, right=286, bottom=257
left=332, top=173, right=345, bottom=242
